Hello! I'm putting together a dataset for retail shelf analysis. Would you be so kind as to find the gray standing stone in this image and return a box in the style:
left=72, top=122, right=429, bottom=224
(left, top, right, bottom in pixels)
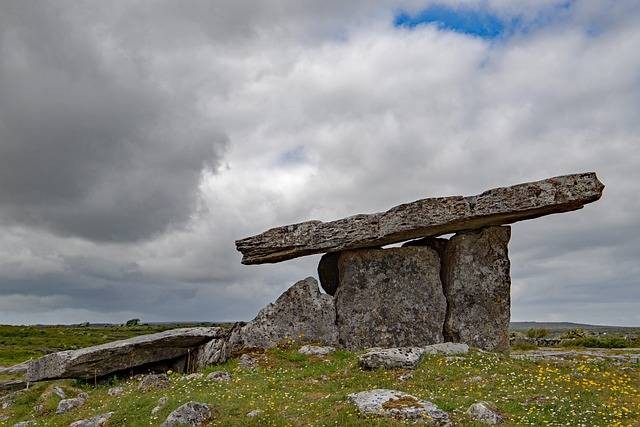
left=422, top=342, right=469, bottom=355
left=443, top=226, right=511, bottom=352
left=335, top=247, right=446, bottom=349
left=160, top=401, right=212, bottom=426
left=348, top=389, right=450, bottom=425
left=230, top=277, right=338, bottom=350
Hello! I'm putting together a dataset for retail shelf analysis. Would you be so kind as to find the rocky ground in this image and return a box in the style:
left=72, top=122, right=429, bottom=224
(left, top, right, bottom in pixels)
left=1, top=342, right=638, bottom=426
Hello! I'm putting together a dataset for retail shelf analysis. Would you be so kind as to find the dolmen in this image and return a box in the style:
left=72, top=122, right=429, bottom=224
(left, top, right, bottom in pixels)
left=10, top=172, right=603, bottom=385
left=236, top=172, right=604, bottom=352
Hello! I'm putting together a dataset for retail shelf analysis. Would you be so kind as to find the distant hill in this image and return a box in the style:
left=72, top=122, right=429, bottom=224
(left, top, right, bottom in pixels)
left=510, top=321, right=640, bottom=334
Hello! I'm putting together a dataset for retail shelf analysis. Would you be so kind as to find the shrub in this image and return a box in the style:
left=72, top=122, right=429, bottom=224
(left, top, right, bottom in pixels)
left=565, top=336, right=629, bottom=348
left=526, top=328, right=549, bottom=339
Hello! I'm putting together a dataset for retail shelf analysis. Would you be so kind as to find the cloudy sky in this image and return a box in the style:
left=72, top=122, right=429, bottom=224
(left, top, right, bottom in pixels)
left=0, top=0, right=638, bottom=326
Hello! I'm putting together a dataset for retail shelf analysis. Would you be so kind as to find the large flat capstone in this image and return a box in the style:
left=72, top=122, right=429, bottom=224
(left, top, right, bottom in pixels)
left=26, top=327, right=226, bottom=382
left=236, top=173, right=603, bottom=264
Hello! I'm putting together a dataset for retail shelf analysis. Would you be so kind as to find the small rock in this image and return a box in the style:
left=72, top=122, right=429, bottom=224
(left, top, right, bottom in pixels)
left=184, top=373, right=204, bottom=380
left=348, top=389, right=450, bottom=425
left=422, top=342, right=469, bottom=355
left=107, top=386, right=123, bottom=397
left=160, top=401, right=212, bottom=426
left=444, top=356, right=465, bottom=362
left=298, top=345, right=336, bottom=356
left=56, top=394, right=87, bottom=414
left=397, top=372, right=413, bottom=382
left=466, top=401, right=503, bottom=425
left=206, top=371, right=231, bottom=382
left=359, top=347, right=425, bottom=370
left=12, top=421, right=35, bottom=427
left=52, top=385, right=66, bottom=399
left=138, top=373, right=170, bottom=391
left=246, top=409, right=263, bottom=417
left=238, top=354, right=258, bottom=370
left=152, top=396, right=169, bottom=415
left=69, top=412, right=114, bottom=427
left=467, top=376, right=483, bottom=384
left=0, top=415, right=8, bottom=422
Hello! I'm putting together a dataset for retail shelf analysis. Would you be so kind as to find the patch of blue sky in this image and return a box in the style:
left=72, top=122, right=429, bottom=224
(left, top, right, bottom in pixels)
left=394, top=1, right=576, bottom=39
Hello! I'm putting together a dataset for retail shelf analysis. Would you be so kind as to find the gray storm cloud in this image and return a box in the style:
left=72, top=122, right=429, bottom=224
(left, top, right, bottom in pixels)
left=0, top=2, right=227, bottom=242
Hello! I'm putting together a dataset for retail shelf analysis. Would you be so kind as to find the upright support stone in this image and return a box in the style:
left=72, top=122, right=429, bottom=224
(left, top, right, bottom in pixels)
left=442, top=226, right=511, bottom=352
left=334, top=247, right=446, bottom=349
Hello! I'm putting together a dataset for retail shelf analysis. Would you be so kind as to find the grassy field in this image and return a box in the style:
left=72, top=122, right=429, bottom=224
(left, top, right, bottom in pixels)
left=1, top=326, right=639, bottom=426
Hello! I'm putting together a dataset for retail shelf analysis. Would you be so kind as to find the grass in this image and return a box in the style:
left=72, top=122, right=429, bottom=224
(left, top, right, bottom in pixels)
left=1, top=327, right=639, bottom=426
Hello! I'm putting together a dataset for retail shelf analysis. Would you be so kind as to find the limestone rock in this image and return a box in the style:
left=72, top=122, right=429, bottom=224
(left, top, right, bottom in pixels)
left=236, top=173, right=603, bottom=264
left=422, top=342, right=469, bottom=355
left=160, top=401, right=212, bottom=427
left=69, top=412, right=114, bottom=427
left=152, top=397, right=169, bottom=415
left=107, top=386, right=123, bottom=397
left=298, top=345, right=335, bottom=356
left=52, top=385, right=66, bottom=399
left=12, top=421, right=35, bottom=427
left=246, top=410, right=263, bottom=417
left=230, top=277, right=338, bottom=350
left=207, top=371, right=231, bottom=382
left=138, top=373, right=170, bottom=392
left=26, top=327, right=225, bottom=382
left=359, top=348, right=426, bottom=370
left=238, top=354, right=258, bottom=370
left=192, top=331, right=234, bottom=370
left=56, top=393, right=87, bottom=414
left=335, top=247, right=446, bottom=349
left=443, top=227, right=511, bottom=352
left=466, top=401, right=504, bottom=424
left=348, top=389, right=450, bottom=425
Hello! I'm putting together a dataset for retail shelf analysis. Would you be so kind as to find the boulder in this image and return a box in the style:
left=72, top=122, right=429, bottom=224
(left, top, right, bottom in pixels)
left=443, top=227, right=511, bottom=352
left=138, top=373, right=170, bottom=392
left=466, top=401, right=504, bottom=424
left=334, top=247, right=446, bottom=349
left=298, top=345, right=335, bottom=356
left=229, top=277, right=338, bottom=350
left=26, top=327, right=226, bottom=382
left=359, top=347, right=426, bottom=370
left=160, top=401, right=212, bottom=426
left=348, top=389, right=450, bottom=425
left=69, top=412, right=114, bottom=427
left=236, top=173, right=603, bottom=264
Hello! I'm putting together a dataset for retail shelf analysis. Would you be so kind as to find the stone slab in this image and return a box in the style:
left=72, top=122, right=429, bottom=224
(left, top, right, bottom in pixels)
left=236, top=173, right=603, bottom=264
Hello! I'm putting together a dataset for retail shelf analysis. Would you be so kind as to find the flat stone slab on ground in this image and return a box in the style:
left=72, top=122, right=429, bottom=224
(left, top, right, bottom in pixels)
left=26, top=327, right=225, bottom=381
left=359, top=347, right=426, bottom=370
left=348, top=389, right=451, bottom=425
left=298, top=345, right=336, bottom=356
left=236, top=173, right=603, bottom=264
left=69, top=412, right=114, bottom=427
